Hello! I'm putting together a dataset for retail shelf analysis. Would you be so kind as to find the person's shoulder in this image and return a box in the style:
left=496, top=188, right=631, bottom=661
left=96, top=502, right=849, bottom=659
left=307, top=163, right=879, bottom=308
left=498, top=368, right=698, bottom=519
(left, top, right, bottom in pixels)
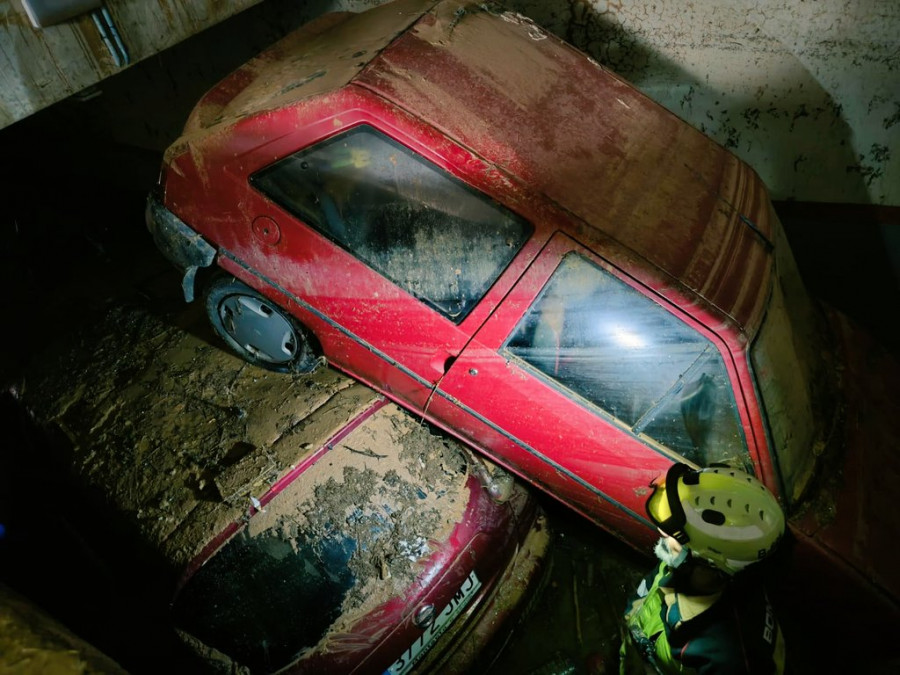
left=676, top=584, right=783, bottom=674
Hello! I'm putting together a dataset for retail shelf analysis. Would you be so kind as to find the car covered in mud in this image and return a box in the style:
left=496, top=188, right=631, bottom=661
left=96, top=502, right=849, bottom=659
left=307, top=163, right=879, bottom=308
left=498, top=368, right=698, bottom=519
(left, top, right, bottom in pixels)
left=146, top=0, right=899, bottom=658
left=10, top=304, right=549, bottom=674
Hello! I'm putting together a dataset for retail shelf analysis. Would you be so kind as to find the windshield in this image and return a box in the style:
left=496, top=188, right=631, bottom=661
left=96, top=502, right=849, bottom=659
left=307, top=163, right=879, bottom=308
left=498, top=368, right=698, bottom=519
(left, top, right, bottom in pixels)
left=173, top=527, right=355, bottom=672
left=750, top=217, right=837, bottom=505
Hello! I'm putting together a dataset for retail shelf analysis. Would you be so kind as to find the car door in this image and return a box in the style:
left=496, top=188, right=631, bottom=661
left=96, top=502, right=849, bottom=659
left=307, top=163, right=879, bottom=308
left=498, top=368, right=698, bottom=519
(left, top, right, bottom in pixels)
left=243, top=121, right=539, bottom=413
left=431, top=233, right=756, bottom=545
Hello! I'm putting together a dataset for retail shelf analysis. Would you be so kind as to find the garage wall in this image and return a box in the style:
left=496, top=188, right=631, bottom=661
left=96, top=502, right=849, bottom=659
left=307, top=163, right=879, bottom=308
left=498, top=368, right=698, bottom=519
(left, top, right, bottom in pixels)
left=506, top=0, right=899, bottom=206
left=3, top=0, right=897, bottom=205
left=1, top=0, right=897, bottom=354
left=0, top=0, right=273, bottom=128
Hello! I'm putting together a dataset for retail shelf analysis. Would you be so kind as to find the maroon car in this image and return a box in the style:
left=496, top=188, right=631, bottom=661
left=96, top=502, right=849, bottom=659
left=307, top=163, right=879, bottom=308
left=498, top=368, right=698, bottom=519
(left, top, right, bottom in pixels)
left=16, top=305, right=549, bottom=674
left=146, top=0, right=899, bottom=656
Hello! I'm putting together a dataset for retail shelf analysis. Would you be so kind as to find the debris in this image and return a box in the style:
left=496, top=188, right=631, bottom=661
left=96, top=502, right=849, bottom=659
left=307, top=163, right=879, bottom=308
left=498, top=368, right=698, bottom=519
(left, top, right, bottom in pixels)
left=346, top=445, right=387, bottom=459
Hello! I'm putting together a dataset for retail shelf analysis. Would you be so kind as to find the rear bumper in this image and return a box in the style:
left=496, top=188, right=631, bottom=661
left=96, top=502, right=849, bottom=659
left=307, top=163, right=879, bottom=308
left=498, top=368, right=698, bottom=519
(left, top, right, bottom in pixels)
left=416, top=503, right=552, bottom=674
left=145, top=194, right=215, bottom=302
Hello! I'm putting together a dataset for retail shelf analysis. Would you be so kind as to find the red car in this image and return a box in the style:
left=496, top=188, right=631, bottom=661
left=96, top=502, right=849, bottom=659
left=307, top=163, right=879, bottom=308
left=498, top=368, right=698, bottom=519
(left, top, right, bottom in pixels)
left=14, top=305, right=549, bottom=674
left=147, top=0, right=899, bottom=653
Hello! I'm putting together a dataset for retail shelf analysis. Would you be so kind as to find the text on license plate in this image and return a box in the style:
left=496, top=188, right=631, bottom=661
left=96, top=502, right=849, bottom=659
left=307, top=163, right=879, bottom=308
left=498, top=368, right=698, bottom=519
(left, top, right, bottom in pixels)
left=384, top=570, right=482, bottom=675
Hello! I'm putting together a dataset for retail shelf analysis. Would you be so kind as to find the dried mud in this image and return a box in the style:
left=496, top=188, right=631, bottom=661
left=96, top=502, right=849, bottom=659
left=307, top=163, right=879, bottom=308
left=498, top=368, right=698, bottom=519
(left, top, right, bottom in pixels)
left=14, top=300, right=473, bottom=668
left=246, top=403, right=469, bottom=646
left=0, top=584, right=128, bottom=674
left=17, top=303, right=367, bottom=569
left=15, top=303, right=467, bottom=572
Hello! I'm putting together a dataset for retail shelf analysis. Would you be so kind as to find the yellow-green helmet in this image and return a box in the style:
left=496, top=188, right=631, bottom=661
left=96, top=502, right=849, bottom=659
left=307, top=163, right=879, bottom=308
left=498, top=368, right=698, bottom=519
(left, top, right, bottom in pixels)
left=646, top=463, right=785, bottom=574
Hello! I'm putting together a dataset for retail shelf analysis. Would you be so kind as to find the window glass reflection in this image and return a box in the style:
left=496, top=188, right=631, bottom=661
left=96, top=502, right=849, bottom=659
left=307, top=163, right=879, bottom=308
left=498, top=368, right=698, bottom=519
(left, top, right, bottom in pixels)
left=505, top=254, right=749, bottom=468
left=251, top=125, right=532, bottom=322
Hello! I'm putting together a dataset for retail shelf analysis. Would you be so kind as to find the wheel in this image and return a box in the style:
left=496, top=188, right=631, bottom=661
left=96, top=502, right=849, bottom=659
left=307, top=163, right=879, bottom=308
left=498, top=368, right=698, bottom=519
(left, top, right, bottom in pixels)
left=205, top=277, right=320, bottom=374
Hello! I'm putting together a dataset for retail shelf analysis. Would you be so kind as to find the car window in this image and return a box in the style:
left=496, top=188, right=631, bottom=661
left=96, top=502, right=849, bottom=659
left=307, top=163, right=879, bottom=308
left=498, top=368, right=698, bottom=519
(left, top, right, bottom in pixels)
left=172, top=528, right=356, bottom=672
left=251, top=125, right=532, bottom=322
left=504, top=253, right=750, bottom=469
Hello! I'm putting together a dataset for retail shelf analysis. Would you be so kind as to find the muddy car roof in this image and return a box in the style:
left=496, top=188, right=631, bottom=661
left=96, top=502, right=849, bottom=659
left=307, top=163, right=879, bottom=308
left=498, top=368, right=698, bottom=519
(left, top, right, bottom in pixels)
left=20, top=305, right=380, bottom=569
left=175, top=0, right=773, bottom=333
left=180, top=0, right=438, bottom=135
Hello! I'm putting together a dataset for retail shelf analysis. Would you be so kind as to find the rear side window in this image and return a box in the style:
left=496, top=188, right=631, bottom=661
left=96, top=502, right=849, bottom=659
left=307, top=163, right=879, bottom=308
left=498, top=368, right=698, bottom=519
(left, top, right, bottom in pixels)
left=172, top=529, right=355, bottom=672
left=505, top=254, right=750, bottom=469
left=251, top=125, right=532, bottom=322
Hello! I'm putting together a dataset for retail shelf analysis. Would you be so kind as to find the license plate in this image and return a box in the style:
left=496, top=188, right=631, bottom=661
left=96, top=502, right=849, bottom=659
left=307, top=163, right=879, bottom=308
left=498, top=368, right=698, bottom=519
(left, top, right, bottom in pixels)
left=384, top=570, right=482, bottom=675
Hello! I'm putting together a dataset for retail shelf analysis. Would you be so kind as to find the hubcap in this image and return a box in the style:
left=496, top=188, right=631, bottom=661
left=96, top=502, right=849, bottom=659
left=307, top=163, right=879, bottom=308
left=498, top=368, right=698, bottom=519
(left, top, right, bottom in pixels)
left=218, top=295, right=297, bottom=364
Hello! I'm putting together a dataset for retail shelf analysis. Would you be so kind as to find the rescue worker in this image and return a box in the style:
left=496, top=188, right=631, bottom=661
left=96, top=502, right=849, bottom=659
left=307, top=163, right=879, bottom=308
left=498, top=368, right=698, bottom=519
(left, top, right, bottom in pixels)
left=620, top=463, right=787, bottom=674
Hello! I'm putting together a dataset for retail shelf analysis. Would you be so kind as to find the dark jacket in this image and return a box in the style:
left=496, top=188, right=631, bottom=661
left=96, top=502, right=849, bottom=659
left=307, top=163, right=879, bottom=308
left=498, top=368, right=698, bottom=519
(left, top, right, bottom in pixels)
left=621, top=561, right=785, bottom=674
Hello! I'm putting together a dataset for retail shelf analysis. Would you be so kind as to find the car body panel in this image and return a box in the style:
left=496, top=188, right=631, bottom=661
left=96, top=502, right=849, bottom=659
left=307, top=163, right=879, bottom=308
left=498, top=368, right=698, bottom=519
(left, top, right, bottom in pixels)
left=159, top=95, right=781, bottom=530
left=356, top=0, right=774, bottom=335
left=434, top=231, right=770, bottom=549
left=148, top=0, right=899, bottom=650
left=164, top=93, right=559, bottom=421
left=174, top=0, right=439, bottom=142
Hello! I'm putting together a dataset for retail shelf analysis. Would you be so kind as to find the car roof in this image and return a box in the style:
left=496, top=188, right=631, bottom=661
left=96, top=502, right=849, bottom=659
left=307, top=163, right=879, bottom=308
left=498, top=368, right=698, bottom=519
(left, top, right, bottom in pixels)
left=176, top=0, right=774, bottom=334
left=180, top=0, right=436, bottom=135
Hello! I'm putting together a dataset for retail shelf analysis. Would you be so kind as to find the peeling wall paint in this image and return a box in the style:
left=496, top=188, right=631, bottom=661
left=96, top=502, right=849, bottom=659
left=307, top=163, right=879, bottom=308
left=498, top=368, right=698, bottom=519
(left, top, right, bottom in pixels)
left=506, top=0, right=899, bottom=205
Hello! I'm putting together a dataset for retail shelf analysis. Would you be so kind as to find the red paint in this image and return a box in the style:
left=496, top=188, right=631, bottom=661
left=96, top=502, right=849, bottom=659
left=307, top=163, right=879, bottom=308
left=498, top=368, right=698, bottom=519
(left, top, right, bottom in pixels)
left=173, top=395, right=548, bottom=674
left=154, top=0, right=899, bottom=650
left=178, top=397, right=391, bottom=586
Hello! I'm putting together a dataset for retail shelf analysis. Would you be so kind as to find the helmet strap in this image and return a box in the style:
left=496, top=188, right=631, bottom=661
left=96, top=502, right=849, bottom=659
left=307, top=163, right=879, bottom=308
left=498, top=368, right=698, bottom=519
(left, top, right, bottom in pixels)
left=659, top=463, right=691, bottom=544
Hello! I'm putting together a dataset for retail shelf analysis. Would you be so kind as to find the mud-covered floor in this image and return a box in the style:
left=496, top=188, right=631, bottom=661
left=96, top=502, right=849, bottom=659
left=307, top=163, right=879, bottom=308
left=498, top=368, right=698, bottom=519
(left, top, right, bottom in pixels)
left=2, top=27, right=899, bottom=674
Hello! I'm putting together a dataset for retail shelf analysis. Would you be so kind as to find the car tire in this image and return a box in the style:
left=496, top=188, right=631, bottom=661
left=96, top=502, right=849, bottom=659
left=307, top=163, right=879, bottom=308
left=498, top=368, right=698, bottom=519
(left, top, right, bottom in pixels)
left=205, top=276, right=320, bottom=374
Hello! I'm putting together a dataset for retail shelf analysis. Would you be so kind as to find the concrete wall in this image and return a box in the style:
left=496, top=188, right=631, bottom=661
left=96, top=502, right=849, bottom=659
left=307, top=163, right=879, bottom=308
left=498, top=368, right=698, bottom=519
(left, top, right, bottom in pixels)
left=505, top=0, right=899, bottom=205
left=0, top=0, right=270, bottom=128
left=6, top=0, right=896, bottom=205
